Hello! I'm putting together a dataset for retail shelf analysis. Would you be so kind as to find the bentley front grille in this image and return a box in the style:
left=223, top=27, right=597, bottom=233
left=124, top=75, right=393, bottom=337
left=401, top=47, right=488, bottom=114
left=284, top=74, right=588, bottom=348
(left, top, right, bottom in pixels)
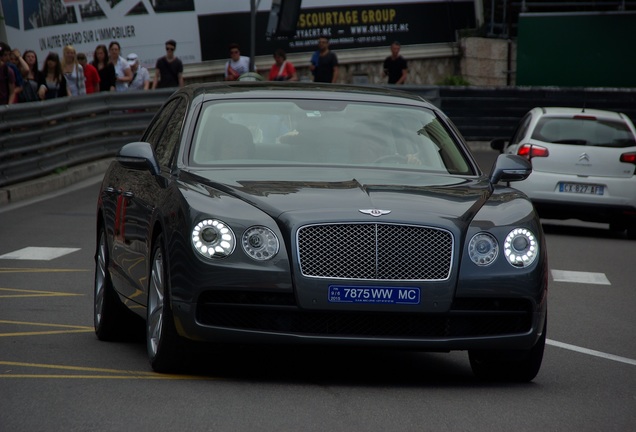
left=297, top=223, right=453, bottom=281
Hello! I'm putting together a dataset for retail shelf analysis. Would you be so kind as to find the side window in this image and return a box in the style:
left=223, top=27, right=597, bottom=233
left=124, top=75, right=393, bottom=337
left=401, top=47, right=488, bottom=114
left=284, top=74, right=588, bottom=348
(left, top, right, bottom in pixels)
left=143, top=99, right=178, bottom=148
left=510, top=113, right=532, bottom=145
left=155, top=98, right=187, bottom=167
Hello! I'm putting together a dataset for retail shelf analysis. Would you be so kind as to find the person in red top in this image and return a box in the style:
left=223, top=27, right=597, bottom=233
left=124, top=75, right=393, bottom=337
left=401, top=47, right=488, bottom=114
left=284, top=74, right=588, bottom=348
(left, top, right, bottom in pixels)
left=77, top=52, right=100, bottom=94
left=268, top=49, right=298, bottom=81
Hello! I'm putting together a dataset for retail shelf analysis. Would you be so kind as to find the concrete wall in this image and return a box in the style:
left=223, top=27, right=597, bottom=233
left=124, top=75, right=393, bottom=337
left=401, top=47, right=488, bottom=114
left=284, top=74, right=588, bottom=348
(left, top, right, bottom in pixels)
left=181, top=38, right=514, bottom=87
left=460, top=37, right=517, bottom=86
left=182, top=43, right=461, bottom=86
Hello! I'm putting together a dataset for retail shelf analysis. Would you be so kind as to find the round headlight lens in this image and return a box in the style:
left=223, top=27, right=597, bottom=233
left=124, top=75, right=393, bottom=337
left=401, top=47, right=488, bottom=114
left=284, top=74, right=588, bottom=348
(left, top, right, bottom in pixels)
left=242, top=226, right=279, bottom=261
left=468, top=232, right=499, bottom=266
left=504, top=228, right=538, bottom=267
left=191, top=219, right=235, bottom=258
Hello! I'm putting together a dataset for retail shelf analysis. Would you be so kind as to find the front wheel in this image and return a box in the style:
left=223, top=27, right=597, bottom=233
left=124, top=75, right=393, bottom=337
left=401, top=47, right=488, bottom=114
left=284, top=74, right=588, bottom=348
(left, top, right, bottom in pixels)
left=146, top=237, right=184, bottom=373
left=94, top=227, right=126, bottom=341
left=469, top=317, right=547, bottom=382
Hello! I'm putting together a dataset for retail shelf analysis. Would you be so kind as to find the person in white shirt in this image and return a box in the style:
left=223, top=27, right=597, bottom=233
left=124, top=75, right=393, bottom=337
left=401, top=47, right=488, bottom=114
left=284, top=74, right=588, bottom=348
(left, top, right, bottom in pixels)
left=108, top=41, right=132, bottom=92
left=224, top=43, right=252, bottom=81
left=126, top=53, right=150, bottom=90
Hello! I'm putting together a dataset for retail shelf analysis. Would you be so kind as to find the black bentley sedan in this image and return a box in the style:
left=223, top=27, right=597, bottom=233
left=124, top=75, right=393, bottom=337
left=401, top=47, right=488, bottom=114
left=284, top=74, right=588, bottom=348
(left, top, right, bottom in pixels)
left=94, top=82, right=548, bottom=381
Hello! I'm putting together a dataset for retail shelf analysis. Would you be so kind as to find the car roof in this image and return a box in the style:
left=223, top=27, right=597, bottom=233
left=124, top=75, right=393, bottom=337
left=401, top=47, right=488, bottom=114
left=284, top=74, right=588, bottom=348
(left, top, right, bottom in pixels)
left=533, top=106, right=630, bottom=121
left=177, top=81, right=436, bottom=109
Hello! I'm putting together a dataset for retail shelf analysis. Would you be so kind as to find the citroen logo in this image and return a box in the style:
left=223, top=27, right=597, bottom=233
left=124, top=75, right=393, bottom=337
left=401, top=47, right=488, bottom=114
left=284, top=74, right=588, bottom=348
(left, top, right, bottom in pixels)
left=579, top=153, right=590, bottom=162
left=359, top=209, right=391, bottom=217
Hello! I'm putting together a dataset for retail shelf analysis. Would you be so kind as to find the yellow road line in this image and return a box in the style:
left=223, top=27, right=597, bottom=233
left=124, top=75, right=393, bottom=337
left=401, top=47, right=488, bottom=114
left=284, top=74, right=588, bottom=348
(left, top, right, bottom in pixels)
left=0, top=320, right=93, bottom=337
left=0, top=374, right=204, bottom=379
left=0, top=361, right=207, bottom=380
left=0, top=320, right=92, bottom=329
left=0, top=329, right=94, bottom=337
left=0, top=287, right=82, bottom=298
left=0, top=268, right=90, bottom=273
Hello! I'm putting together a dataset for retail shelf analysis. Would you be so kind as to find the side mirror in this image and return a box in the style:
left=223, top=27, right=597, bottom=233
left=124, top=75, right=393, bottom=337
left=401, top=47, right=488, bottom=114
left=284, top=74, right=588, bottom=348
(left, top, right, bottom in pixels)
left=116, top=142, right=160, bottom=176
left=489, top=154, right=531, bottom=184
left=490, top=138, right=507, bottom=153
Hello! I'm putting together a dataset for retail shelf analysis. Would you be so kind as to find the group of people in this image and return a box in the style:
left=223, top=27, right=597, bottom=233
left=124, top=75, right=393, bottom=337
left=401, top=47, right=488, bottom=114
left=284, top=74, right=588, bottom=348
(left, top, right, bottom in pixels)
left=0, top=39, right=184, bottom=105
left=2, top=36, right=410, bottom=104
left=225, top=38, right=408, bottom=85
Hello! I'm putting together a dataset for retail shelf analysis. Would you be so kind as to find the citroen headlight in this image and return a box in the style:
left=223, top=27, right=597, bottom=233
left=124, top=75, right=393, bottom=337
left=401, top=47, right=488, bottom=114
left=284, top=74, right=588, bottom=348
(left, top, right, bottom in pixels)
left=242, top=226, right=279, bottom=261
left=504, top=228, right=538, bottom=267
left=468, top=232, right=499, bottom=266
left=191, top=219, right=236, bottom=258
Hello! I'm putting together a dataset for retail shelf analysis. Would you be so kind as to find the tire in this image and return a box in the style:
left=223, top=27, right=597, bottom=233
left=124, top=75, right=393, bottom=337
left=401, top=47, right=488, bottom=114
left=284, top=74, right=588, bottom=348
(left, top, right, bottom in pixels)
left=94, top=227, right=126, bottom=341
left=626, top=223, right=636, bottom=240
left=146, top=237, right=183, bottom=373
left=469, top=317, right=547, bottom=382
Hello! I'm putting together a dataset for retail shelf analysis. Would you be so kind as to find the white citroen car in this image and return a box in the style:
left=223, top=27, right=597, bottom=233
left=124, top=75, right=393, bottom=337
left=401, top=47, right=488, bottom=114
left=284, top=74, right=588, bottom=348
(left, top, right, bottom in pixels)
left=492, top=107, right=636, bottom=239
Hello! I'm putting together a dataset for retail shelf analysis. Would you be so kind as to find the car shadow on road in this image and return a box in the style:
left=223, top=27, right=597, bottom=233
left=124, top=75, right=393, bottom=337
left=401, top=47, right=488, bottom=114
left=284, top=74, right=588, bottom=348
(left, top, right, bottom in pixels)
left=172, top=343, right=534, bottom=388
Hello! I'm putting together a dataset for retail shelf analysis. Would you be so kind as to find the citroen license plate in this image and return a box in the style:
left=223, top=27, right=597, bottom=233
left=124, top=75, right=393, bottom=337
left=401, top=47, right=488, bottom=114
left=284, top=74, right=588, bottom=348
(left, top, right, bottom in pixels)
left=558, top=183, right=604, bottom=195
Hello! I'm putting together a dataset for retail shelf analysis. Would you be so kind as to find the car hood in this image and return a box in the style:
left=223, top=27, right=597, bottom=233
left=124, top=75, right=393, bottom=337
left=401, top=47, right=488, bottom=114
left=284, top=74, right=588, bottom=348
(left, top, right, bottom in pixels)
left=185, top=167, right=491, bottom=230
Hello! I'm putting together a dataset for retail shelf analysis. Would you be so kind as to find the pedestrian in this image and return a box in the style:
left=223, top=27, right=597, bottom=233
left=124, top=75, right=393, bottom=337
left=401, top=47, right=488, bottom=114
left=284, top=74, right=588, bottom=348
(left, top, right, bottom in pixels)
left=309, top=37, right=338, bottom=83
left=38, top=51, right=70, bottom=100
left=127, top=53, right=150, bottom=90
left=7, top=47, right=26, bottom=103
left=20, top=50, right=44, bottom=103
left=152, top=39, right=184, bottom=89
left=0, top=42, right=17, bottom=104
left=268, top=48, right=298, bottom=81
left=383, top=41, right=408, bottom=84
left=61, top=45, right=86, bottom=96
left=108, top=41, right=132, bottom=92
left=77, top=52, right=100, bottom=94
left=92, top=44, right=116, bottom=92
left=224, top=43, right=251, bottom=81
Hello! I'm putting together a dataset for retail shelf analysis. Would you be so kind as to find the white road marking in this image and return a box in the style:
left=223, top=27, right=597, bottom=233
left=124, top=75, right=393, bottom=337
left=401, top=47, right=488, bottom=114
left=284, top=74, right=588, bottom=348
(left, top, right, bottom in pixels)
left=551, top=269, right=610, bottom=285
left=0, top=247, right=81, bottom=261
left=547, top=339, right=636, bottom=366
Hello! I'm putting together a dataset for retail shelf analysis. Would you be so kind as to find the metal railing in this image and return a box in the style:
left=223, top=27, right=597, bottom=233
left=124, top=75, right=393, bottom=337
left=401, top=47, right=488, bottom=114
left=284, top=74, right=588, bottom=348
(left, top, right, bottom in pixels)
left=0, top=89, right=174, bottom=187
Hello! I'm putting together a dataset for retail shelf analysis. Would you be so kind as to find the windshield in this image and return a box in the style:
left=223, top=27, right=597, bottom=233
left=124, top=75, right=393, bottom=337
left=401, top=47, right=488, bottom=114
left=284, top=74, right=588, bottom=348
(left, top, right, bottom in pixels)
left=531, top=116, right=636, bottom=148
left=189, top=99, right=474, bottom=175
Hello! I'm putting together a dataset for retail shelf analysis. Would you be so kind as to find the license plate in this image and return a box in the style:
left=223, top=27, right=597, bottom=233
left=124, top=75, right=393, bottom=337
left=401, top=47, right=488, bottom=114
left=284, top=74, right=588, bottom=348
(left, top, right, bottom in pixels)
left=328, top=285, right=420, bottom=305
left=558, top=182, right=604, bottom=195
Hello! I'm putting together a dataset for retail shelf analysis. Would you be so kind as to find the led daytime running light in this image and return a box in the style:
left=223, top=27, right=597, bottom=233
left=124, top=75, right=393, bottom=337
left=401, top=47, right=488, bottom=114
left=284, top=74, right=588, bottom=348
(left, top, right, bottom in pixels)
left=504, top=228, right=538, bottom=267
left=191, top=219, right=235, bottom=258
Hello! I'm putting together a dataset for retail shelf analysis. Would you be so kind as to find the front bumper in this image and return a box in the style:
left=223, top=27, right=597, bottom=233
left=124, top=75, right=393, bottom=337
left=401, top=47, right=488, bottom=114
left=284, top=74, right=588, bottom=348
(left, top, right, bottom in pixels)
left=171, top=292, right=547, bottom=351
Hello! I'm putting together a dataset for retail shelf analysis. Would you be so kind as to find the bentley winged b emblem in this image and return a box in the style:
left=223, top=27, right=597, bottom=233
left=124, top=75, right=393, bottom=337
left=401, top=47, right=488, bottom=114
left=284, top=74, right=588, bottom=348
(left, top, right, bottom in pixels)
left=359, top=209, right=391, bottom=217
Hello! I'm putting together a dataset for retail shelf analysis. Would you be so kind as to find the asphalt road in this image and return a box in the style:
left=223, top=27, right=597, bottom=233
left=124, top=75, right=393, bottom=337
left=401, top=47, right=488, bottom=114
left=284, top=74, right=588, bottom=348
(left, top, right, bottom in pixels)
left=0, top=149, right=635, bottom=431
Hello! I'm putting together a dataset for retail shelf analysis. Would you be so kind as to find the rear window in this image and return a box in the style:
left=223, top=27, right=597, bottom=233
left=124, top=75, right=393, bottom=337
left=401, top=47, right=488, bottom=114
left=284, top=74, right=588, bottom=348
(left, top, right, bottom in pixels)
left=531, top=117, right=636, bottom=148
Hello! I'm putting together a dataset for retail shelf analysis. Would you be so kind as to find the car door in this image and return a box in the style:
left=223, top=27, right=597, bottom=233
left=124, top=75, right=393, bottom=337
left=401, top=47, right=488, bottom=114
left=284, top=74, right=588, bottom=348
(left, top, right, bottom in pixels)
left=115, top=97, right=188, bottom=304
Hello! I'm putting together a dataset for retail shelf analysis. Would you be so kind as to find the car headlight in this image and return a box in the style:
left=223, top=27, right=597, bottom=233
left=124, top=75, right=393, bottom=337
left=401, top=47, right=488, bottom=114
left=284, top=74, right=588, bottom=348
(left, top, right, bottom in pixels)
left=504, top=228, right=538, bottom=267
left=191, top=219, right=236, bottom=258
left=242, top=226, right=279, bottom=261
left=468, top=232, right=499, bottom=266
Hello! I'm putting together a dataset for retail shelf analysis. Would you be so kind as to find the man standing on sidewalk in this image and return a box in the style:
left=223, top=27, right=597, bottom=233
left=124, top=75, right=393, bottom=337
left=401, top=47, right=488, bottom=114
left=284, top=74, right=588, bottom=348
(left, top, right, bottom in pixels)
left=383, top=41, right=408, bottom=85
left=153, top=39, right=184, bottom=89
left=310, top=37, right=338, bottom=83
left=0, top=42, right=17, bottom=104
